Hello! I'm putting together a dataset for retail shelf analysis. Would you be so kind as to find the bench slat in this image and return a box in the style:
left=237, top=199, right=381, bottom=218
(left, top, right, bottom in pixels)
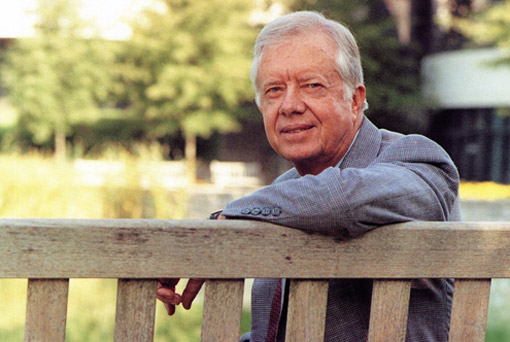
left=285, top=279, right=329, bottom=342
left=448, top=279, right=491, bottom=342
left=114, top=279, right=158, bottom=342
left=25, top=279, right=69, bottom=342
left=201, top=279, right=245, bottom=342
left=4, top=219, right=510, bottom=279
left=368, top=279, right=411, bottom=342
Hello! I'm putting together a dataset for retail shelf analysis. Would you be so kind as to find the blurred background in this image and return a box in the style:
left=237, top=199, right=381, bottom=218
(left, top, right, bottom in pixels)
left=0, top=0, right=509, bottom=341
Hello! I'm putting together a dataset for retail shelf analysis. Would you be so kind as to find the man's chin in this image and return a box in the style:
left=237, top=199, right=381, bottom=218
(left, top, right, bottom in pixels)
left=283, top=154, right=325, bottom=174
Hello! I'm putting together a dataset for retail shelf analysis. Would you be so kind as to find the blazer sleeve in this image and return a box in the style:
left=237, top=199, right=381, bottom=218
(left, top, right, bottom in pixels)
left=220, top=134, right=459, bottom=239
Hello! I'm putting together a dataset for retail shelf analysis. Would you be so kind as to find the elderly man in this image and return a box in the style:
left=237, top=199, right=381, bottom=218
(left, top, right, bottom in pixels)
left=158, top=11, right=460, bottom=342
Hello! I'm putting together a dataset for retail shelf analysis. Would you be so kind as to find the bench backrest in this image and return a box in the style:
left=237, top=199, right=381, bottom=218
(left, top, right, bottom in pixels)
left=2, top=219, right=507, bottom=342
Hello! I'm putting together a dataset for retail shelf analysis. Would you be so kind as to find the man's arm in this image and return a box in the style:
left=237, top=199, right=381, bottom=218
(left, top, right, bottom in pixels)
left=221, top=135, right=459, bottom=239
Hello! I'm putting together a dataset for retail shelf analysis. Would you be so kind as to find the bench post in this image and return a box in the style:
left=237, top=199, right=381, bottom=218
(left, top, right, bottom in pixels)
left=368, top=279, right=411, bottom=342
left=201, top=279, right=245, bottom=342
left=448, top=279, right=491, bottom=342
left=25, top=279, right=69, bottom=342
left=285, top=279, right=329, bottom=342
left=113, top=279, right=158, bottom=342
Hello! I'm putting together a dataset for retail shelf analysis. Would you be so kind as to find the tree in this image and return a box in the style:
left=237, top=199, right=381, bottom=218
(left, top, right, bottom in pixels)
left=1, top=0, right=114, bottom=160
left=113, top=0, right=257, bottom=180
left=455, top=0, right=510, bottom=55
left=287, top=0, right=426, bottom=133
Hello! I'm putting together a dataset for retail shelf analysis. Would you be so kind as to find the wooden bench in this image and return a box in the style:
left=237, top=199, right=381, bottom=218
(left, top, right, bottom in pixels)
left=1, top=218, right=507, bottom=342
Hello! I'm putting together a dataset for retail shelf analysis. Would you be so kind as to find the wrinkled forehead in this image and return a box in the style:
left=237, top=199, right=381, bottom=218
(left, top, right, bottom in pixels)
left=256, top=31, right=338, bottom=81
left=259, top=28, right=337, bottom=59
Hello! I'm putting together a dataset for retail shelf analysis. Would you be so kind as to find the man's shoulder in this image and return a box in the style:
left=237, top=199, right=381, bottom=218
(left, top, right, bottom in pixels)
left=377, top=129, right=453, bottom=164
left=272, top=167, right=300, bottom=184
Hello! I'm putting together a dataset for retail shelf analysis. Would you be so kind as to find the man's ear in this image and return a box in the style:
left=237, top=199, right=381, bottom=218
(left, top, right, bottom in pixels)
left=351, top=85, right=366, bottom=116
left=255, top=98, right=262, bottom=113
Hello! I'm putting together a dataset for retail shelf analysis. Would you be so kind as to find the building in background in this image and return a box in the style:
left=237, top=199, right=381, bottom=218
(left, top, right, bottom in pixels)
left=424, top=48, right=510, bottom=184
left=412, top=0, right=510, bottom=184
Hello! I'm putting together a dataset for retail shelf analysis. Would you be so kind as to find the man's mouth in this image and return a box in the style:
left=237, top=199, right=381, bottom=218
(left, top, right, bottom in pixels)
left=281, top=125, right=314, bottom=134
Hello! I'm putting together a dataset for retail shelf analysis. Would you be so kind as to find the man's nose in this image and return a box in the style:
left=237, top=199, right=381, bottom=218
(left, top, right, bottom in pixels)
left=279, top=87, right=305, bottom=116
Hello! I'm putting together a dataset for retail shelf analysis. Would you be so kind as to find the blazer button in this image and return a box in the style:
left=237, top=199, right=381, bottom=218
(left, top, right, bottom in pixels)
left=241, top=208, right=251, bottom=215
left=251, top=207, right=262, bottom=215
left=272, top=207, right=282, bottom=217
left=261, top=207, right=271, bottom=216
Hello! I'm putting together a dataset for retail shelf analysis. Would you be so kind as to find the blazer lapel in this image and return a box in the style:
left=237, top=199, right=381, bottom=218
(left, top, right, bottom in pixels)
left=339, top=117, right=382, bottom=170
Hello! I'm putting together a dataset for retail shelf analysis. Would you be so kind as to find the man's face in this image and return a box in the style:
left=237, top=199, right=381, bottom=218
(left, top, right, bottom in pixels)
left=256, top=32, right=365, bottom=175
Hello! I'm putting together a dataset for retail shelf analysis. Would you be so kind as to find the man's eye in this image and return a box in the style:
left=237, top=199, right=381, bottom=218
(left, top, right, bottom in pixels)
left=308, top=83, right=322, bottom=88
left=266, top=87, right=281, bottom=94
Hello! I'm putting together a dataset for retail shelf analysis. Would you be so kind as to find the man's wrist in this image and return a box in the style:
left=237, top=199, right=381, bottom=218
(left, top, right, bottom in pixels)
left=209, top=210, right=223, bottom=220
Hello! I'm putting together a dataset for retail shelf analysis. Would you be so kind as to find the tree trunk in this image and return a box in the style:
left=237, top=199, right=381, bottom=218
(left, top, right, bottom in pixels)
left=54, top=131, right=66, bottom=162
left=384, top=0, right=412, bottom=44
left=185, top=132, right=197, bottom=184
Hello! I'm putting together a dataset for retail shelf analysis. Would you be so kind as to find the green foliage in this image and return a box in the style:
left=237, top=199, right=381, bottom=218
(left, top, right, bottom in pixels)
left=288, top=0, right=426, bottom=133
left=1, top=37, right=114, bottom=139
left=0, top=0, right=116, bottom=157
left=454, top=0, right=510, bottom=50
left=114, top=0, right=257, bottom=140
left=0, top=0, right=259, bottom=157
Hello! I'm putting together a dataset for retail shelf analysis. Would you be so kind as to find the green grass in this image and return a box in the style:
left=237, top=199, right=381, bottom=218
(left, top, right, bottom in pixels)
left=0, top=279, right=26, bottom=341
left=0, top=278, right=251, bottom=341
left=0, top=152, right=250, bottom=341
left=0, top=153, right=188, bottom=219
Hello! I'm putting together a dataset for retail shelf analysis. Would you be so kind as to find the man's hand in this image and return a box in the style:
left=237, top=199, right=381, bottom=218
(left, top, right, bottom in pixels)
left=157, top=214, right=224, bottom=315
left=157, top=278, right=205, bottom=315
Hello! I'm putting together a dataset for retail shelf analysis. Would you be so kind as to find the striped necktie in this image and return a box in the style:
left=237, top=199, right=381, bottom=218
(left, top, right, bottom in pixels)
left=265, top=279, right=283, bottom=342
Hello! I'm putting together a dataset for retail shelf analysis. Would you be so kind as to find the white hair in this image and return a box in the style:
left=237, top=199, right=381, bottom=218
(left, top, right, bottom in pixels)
left=251, top=11, right=368, bottom=111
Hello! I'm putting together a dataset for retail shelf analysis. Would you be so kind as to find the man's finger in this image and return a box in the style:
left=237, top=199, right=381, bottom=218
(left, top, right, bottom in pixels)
left=156, top=287, right=181, bottom=305
left=182, top=278, right=205, bottom=310
left=164, top=302, right=175, bottom=316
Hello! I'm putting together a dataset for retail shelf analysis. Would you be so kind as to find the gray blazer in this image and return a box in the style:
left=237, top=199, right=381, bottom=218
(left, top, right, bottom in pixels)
left=222, top=118, right=461, bottom=342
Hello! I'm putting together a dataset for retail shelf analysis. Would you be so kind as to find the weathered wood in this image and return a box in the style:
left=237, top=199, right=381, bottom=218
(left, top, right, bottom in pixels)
left=201, top=279, right=245, bottom=342
left=1, top=219, right=508, bottom=342
left=285, top=279, right=329, bottom=342
left=448, top=279, right=491, bottom=342
left=2, top=219, right=510, bottom=279
left=368, top=279, right=411, bottom=342
left=113, top=279, right=158, bottom=342
left=25, top=279, right=69, bottom=342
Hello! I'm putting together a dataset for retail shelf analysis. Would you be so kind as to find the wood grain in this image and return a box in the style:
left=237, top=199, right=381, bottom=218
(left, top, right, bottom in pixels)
left=4, top=219, right=508, bottom=342
left=285, top=279, right=329, bottom=342
left=368, top=279, right=411, bottom=342
left=113, top=279, right=157, bottom=342
left=25, top=279, right=69, bottom=342
left=449, top=279, right=491, bottom=342
left=2, top=219, right=510, bottom=279
left=201, top=279, right=245, bottom=342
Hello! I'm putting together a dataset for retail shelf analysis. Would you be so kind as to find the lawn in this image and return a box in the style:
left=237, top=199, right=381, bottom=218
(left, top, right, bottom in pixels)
left=1, top=154, right=510, bottom=341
